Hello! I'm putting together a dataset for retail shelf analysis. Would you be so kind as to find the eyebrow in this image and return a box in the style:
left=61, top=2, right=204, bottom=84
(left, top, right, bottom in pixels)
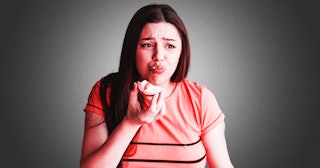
left=139, top=37, right=177, bottom=42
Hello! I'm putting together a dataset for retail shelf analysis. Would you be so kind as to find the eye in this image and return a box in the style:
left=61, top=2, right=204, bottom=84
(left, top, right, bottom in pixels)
left=141, top=43, right=154, bottom=48
left=166, top=43, right=176, bottom=49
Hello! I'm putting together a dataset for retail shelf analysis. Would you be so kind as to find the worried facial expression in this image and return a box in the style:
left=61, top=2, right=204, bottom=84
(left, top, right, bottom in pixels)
left=136, top=22, right=182, bottom=86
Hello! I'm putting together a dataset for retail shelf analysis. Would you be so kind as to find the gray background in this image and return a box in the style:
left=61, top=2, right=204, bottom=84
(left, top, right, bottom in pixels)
left=1, top=0, right=319, bottom=167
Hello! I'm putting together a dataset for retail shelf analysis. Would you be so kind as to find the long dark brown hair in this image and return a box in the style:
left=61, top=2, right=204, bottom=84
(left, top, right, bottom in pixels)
left=101, top=3, right=190, bottom=141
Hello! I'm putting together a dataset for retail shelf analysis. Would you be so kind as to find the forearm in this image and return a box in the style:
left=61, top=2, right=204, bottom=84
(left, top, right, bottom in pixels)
left=203, top=122, right=234, bottom=168
left=81, top=118, right=142, bottom=168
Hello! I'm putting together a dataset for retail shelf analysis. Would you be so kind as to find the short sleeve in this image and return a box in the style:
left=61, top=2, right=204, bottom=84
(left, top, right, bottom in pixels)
left=83, top=80, right=106, bottom=117
left=200, top=87, right=225, bottom=136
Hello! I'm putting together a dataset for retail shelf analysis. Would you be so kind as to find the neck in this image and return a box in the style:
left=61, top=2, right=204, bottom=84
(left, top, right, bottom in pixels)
left=162, top=81, right=176, bottom=98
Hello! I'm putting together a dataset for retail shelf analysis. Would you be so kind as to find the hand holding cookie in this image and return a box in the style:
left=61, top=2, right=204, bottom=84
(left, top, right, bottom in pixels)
left=137, top=80, right=162, bottom=110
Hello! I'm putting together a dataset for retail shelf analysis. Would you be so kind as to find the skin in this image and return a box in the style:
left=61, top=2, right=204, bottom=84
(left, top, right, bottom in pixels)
left=135, top=22, right=182, bottom=91
left=80, top=22, right=233, bottom=168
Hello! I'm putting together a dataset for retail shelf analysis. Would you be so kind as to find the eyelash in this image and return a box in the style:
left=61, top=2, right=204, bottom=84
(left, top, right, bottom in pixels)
left=166, top=44, right=176, bottom=49
left=140, top=43, right=176, bottom=49
left=141, top=43, right=153, bottom=48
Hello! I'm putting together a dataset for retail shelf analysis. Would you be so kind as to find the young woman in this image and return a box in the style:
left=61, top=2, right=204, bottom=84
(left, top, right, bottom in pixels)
left=81, top=4, right=233, bottom=168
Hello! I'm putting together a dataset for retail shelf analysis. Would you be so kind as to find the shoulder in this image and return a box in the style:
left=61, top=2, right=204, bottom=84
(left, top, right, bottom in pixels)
left=179, top=79, right=217, bottom=105
left=84, top=76, right=113, bottom=116
left=90, top=73, right=118, bottom=90
left=91, top=79, right=103, bottom=90
left=87, top=79, right=102, bottom=99
left=90, top=73, right=117, bottom=95
left=179, top=79, right=208, bottom=95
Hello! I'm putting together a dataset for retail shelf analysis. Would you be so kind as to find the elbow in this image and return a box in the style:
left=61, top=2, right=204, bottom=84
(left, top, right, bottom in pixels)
left=210, top=163, right=234, bottom=168
left=80, top=159, right=86, bottom=168
left=80, top=157, right=90, bottom=168
left=216, top=159, right=234, bottom=168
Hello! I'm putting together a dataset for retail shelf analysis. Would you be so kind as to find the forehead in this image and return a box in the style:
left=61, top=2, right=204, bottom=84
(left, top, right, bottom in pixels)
left=139, top=22, right=181, bottom=40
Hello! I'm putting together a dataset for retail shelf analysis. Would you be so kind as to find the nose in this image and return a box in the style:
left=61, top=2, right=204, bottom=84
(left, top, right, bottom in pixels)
left=152, top=45, right=165, bottom=61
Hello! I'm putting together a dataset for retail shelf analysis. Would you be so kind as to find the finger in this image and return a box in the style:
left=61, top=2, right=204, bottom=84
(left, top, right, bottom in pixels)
left=133, top=82, right=139, bottom=93
left=150, top=92, right=160, bottom=110
left=130, top=82, right=138, bottom=95
left=137, top=81, right=141, bottom=89
left=157, top=91, right=165, bottom=107
left=129, top=82, right=140, bottom=106
left=160, top=102, right=166, bottom=116
left=154, top=103, right=166, bottom=121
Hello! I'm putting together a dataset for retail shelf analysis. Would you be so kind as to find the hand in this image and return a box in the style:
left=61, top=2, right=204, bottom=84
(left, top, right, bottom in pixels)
left=125, top=82, right=166, bottom=125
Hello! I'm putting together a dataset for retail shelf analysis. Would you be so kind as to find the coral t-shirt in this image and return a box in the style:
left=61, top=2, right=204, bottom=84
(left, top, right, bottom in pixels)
left=84, top=79, right=225, bottom=168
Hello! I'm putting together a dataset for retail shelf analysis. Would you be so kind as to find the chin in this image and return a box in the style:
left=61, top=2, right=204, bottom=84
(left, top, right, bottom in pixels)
left=145, top=73, right=172, bottom=86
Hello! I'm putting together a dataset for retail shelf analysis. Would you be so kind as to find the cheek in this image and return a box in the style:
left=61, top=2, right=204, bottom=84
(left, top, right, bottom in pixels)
left=167, top=55, right=181, bottom=75
left=169, top=50, right=182, bottom=66
left=136, top=49, right=150, bottom=63
left=172, top=58, right=180, bottom=71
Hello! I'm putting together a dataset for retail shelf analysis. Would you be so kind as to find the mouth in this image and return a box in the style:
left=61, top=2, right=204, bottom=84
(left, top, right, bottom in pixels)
left=149, top=63, right=166, bottom=73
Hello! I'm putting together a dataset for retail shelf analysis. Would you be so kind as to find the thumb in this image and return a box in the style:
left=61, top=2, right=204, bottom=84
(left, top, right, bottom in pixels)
left=131, top=82, right=139, bottom=95
left=130, top=82, right=141, bottom=108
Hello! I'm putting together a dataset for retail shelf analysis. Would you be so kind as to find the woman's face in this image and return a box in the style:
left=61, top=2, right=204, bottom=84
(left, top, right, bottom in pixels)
left=136, top=22, right=182, bottom=86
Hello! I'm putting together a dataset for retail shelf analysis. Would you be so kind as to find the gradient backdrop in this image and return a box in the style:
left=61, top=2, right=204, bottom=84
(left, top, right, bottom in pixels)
left=1, top=0, right=319, bottom=167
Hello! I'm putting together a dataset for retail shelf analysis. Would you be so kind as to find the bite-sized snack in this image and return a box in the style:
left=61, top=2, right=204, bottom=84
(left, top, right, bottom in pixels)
left=137, top=80, right=162, bottom=110
left=138, top=80, right=162, bottom=95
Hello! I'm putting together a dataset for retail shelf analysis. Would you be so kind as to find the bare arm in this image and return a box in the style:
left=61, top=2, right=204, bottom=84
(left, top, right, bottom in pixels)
left=80, top=82, right=166, bottom=168
left=202, top=122, right=234, bottom=168
left=80, top=112, right=141, bottom=168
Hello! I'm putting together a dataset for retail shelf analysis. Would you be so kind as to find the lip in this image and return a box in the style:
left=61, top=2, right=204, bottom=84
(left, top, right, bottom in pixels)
left=149, top=65, right=166, bottom=73
left=151, top=68, right=166, bottom=73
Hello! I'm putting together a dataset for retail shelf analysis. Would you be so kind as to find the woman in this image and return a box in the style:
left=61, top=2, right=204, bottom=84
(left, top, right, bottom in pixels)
left=81, top=4, right=233, bottom=168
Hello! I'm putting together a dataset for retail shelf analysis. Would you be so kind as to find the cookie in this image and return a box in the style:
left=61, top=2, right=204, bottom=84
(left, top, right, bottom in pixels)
left=137, top=80, right=162, bottom=110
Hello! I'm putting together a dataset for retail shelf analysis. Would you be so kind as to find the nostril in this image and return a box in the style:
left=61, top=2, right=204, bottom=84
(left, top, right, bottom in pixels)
left=152, top=54, right=164, bottom=61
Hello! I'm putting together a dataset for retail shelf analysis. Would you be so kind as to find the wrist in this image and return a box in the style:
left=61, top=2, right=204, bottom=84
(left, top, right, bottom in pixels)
left=123, top=115, right=143, bottom=128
